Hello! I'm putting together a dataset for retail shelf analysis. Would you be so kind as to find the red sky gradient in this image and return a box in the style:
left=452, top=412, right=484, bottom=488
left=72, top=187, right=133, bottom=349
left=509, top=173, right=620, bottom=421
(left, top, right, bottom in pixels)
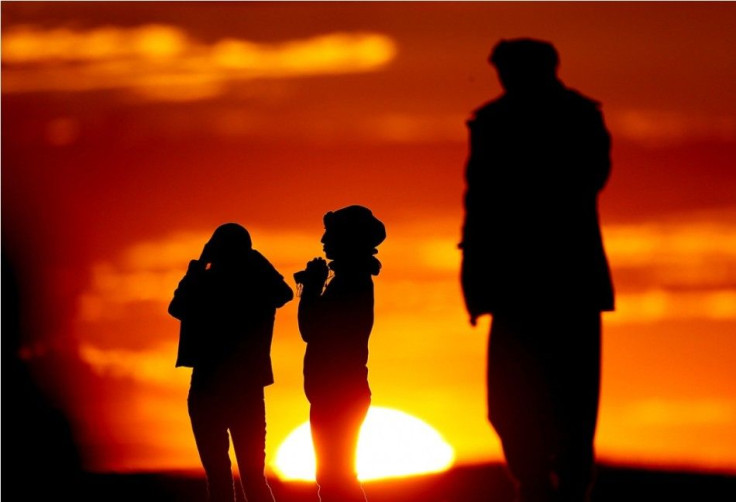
left=3, top=3, right=736, bottom=476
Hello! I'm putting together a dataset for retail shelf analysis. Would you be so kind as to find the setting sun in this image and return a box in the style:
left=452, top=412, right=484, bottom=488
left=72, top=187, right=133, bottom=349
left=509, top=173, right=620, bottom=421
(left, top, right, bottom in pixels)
left=272, top=406, right=455, bottom=481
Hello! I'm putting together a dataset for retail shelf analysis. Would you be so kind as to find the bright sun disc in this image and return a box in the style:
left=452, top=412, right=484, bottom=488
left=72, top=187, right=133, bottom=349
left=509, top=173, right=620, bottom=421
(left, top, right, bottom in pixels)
left=272, top=406, right=455, bottom=481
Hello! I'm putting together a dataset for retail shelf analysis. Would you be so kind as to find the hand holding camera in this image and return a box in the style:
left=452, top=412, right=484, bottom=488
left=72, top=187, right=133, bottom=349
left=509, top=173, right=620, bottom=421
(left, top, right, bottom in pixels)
left=294, top=257, right=329, bottom=293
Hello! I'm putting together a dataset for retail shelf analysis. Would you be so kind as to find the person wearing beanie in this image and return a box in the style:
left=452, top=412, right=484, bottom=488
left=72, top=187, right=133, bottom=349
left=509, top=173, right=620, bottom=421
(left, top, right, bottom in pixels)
left=294, top=205, right=386, bottom=502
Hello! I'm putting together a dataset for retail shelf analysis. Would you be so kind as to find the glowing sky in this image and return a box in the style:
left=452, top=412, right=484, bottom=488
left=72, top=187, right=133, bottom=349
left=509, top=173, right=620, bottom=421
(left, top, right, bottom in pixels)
left=3, top=2, right=736, bottom=476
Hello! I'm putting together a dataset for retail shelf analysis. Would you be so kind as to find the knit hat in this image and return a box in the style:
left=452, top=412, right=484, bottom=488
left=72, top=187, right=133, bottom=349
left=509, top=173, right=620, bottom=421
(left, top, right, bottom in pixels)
left=323, top=205, right=386, bottom=251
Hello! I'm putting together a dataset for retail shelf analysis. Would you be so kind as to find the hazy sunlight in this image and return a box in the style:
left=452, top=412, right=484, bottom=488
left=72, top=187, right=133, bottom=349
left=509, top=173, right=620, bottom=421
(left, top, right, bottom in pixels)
left=272, top=406, right=455, bottom=481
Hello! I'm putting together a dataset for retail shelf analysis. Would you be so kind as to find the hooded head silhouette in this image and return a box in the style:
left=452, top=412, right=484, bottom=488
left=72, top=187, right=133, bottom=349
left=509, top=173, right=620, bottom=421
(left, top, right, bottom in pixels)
left=489, top=38, right=560, bottom=94
left=202, top=223, right=253, bottom=265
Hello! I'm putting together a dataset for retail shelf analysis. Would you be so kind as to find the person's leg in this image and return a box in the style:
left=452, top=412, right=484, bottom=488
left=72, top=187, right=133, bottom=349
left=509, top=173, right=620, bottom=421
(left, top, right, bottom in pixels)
left=548, top=311, right=601, bottom=502
left=488, top=312, right=555, bottom=502
left=310, top=396, right=370, bottom=502
left=188, top=389, right=236, bottom=502
left=229, top=386, right=275, bottom=502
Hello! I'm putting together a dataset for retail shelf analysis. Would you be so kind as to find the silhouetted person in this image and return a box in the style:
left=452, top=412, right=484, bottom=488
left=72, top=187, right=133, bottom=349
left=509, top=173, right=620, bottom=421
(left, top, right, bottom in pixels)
left=169, top=223, right=293, bottom=502
left=294, top=206, right=386, bottom=502
left=460, top=39, right=615, bottom=502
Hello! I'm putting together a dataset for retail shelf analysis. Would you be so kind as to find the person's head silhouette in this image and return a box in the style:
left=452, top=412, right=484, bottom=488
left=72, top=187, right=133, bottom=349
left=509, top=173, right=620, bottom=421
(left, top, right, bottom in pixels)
left=202, top=223, right=253, bottom=266
left=321, top=205, right=385, bottom=262
left=489, top=38, right=560, bottom=94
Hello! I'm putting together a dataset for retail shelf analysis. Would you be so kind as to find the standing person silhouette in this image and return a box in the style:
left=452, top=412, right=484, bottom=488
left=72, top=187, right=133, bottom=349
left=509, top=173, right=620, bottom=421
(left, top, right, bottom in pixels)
left=460, top=39, right=615, bottom=502
left=294, top=205, right=386, bottom=502
left=169, top=223, right=293, bottom=502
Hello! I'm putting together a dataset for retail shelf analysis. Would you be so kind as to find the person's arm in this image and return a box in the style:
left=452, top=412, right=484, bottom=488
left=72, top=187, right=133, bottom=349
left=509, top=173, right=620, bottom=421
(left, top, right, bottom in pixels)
left=168, top=259, right=206, bottom=320
left=460, top=112, right=495, bottom=326
left=591, top=107, right=612, bottom=192
left=295, top=258, right=329, bottom=343
left=273, top=278, right=294, bottom=308
left=251, top=250, right=294, bottom=309
left=574, top=100, right=611, bottom=193
left=461, top=115, right=483, bottom=249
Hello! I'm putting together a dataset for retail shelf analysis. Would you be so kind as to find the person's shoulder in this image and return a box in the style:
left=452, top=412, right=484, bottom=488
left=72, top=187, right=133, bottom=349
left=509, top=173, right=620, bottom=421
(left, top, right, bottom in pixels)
left=248, top=249, right=280, bottom=275
left=562, top=87, right=603, bottom=112
left=250, top=249, right=270, bottom=262
left=468, top=95, right=508, bottom=125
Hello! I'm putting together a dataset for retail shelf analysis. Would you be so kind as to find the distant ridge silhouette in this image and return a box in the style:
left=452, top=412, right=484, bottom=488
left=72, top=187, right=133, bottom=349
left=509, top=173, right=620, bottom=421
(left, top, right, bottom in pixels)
left=71, top=463, right=736, bottom=502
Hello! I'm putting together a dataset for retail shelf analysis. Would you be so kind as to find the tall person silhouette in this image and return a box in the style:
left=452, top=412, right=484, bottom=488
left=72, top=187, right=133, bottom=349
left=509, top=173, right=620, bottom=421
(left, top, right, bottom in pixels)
left=169, top=223, right=293, bottom=502
left=460, top=39, right=615, bottom=502
left=294, top=206, right=386, bottom=502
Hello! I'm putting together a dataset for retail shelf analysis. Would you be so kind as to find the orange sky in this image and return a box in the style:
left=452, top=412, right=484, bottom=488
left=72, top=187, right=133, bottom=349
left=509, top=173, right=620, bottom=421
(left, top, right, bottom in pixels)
left=3, top=2, right=736, bottom=476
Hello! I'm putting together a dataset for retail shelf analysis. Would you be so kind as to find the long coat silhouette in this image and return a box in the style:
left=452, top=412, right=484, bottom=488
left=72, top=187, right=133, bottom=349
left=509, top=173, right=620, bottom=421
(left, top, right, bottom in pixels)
left=461, top=39, right=614, bottom=502
left=461, top=78, right=614, bottom=320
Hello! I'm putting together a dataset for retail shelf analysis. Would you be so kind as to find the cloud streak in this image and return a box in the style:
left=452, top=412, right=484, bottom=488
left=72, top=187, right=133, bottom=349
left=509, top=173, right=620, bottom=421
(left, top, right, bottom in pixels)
left=79, top=343, right=182, bottom=386
left=2, top=24, right=397, bottom=101
left=76, top=213, right=736, bottom=328
left=608, top=109, right=736, bottom=145
left=622, top=398, right=735, bottom=427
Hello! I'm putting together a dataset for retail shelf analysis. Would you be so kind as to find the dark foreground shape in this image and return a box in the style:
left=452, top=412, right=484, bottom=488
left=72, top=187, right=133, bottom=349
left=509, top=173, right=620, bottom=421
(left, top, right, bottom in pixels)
left=75, top=463, right=736, bottom=502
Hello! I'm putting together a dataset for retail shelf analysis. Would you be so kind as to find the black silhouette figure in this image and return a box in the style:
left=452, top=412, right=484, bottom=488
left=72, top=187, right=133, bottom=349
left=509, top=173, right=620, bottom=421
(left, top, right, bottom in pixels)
left=460, top=39, right=615, bottom=502
left=169, top=223, right=294, bottom=502
left=294, top=206, right=386, bottom=502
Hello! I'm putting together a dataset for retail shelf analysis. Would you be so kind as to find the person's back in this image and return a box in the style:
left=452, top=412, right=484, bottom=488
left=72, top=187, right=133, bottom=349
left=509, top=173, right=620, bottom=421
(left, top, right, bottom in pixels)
left=461, top=39, right=614, bottom=502
left=169, top=223, right=293, bottom=502
left=185, top=248, right=291, bottom=391
left=462, top=39, right=613, bottom=319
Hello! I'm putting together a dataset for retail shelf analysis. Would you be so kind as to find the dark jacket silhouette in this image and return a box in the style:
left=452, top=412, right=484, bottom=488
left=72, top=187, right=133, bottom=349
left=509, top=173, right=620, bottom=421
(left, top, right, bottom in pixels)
left=462, top=42, right=614, bottom=324
left=170, top=245, right=290, bottom=386
left=169, top=223, right=293, bottom=502
left=299, top=265, right=374, bottom=405
left=461, top=39, right=615, bottom=502
left=295, top=205, right=385, bottom=502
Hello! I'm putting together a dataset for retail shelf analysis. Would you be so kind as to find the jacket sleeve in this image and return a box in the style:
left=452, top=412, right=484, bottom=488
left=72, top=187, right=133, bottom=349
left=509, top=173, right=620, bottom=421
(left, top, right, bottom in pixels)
left=168, top=259, right=206, bottom=321
left=570, top=97, right=612, bottom=193
left=250, top=250, right=294, bottom=309
left=461, top=109, right=497, bottom=250
left=271, top=274, right=294, bottom=309
left=297, top=281, right=325, bottom=343
left=460, top=111, right=497, bottom=323
left=462, top=116, right=479, bottom=248
left=590, top=106, right=612, bottom=192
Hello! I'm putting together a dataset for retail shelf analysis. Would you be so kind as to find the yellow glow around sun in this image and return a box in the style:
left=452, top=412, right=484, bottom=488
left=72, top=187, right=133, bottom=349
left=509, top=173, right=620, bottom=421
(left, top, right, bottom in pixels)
left=272, top=406, right=455, bottom=481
